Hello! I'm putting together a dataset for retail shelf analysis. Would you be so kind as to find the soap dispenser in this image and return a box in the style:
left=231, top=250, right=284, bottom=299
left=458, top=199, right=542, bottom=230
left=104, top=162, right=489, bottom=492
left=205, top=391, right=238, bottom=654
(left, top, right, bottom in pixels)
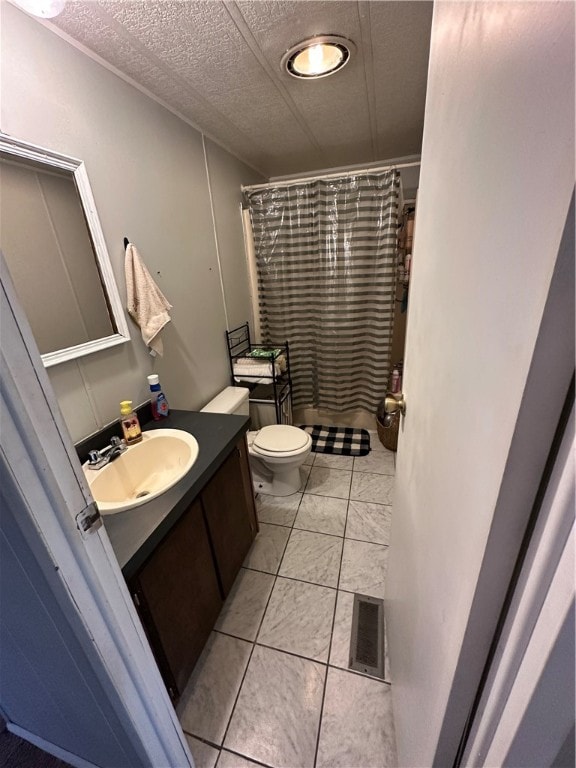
left=120, top=401, right=142, bottom=445
left=147, top=374, right=169, bottom=420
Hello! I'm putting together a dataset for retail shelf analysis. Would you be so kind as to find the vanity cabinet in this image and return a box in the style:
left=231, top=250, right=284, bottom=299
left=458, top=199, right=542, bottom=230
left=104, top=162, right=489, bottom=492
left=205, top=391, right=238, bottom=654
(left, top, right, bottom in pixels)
left=128, top=436, right=257, bottom=700
left=129, top=498, right=222, bottom=698
left=202, top=439, right=258, bottom=596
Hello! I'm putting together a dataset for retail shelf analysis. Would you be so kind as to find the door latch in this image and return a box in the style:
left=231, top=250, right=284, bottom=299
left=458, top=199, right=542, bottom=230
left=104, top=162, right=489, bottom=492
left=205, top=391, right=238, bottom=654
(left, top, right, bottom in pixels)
left=76, top=501, right=102, bottom=538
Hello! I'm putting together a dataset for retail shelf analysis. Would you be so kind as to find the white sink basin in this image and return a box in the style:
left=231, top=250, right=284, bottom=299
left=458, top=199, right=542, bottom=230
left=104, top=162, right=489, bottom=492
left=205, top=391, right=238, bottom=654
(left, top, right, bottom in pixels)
left=83, top=429, right=199, bottom=514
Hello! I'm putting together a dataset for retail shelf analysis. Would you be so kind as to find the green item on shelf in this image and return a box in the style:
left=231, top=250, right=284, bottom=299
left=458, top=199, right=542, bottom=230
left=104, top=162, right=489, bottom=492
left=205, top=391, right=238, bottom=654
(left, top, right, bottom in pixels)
left=248, top=347, right=281, bottom=358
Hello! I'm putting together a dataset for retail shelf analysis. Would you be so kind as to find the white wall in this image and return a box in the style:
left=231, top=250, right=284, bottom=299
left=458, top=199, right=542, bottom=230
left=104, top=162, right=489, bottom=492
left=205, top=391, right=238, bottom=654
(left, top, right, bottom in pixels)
left=386, top=2, right=574, bottom=766
left=1, top=4, right=263, bottom=442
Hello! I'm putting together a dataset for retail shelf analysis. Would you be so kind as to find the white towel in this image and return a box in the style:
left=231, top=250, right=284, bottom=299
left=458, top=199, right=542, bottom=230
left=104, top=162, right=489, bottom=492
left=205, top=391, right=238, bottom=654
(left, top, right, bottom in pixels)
left=233, top=359, right=281, bottom=383
left=125, top=243, right=172, bottom=356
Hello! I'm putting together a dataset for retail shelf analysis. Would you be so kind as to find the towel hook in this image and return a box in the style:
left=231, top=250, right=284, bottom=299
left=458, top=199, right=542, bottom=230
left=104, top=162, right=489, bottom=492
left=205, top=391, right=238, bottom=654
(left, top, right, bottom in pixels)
left=123, top=237, right=130, bottom=249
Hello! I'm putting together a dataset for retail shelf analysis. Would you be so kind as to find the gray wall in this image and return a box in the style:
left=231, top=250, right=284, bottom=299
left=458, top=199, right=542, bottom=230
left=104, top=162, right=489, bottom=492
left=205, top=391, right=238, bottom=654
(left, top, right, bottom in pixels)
left=0, top=464, right=147, bottom=766
left=505, top=604, right=575, bottom=767
left=1, top=4, right=263, bottom=442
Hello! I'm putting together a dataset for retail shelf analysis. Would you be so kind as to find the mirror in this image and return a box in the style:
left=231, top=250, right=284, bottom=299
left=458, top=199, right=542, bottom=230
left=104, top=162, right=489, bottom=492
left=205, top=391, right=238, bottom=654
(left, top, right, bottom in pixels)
left=0, top=133, right=130, bottom=367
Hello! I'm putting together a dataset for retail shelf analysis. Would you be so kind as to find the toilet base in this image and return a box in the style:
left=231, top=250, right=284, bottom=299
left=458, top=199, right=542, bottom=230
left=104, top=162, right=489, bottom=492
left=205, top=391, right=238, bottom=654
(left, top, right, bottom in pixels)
left=251, top=464, right=304, bottom=497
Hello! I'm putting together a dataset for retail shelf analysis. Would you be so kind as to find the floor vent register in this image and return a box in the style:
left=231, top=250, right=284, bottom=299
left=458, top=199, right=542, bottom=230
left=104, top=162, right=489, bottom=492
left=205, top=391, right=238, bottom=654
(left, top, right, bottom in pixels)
left=349, top=593, right=385, bottom=679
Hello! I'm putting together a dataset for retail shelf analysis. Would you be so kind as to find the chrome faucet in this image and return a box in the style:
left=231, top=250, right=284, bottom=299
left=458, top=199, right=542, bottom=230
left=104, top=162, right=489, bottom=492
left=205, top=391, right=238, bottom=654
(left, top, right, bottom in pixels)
left=87, top=436, right=127, bottom=470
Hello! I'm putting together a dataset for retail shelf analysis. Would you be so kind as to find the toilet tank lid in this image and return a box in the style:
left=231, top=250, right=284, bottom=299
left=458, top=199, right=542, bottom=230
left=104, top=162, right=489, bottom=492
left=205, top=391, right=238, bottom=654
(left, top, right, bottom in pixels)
left=201, top=386, right=249, bottom=414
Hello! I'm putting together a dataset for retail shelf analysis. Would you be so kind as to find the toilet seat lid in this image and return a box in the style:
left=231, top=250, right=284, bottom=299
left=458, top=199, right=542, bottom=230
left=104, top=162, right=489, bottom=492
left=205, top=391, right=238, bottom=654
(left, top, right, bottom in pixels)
left=253, top=425, right=309, bottom=453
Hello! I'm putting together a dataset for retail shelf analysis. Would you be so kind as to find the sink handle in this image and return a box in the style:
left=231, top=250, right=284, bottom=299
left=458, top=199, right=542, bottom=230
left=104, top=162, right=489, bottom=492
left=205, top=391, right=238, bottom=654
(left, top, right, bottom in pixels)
left=87, top=450, right=108, bottom=470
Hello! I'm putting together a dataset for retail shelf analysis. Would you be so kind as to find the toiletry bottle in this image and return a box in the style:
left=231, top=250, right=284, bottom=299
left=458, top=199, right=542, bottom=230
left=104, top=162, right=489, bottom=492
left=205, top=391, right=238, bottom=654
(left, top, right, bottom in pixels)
left=120, top=401, right=142, bottom=445
left=147, top=374, right=169, bottom=420
left=391, top=367, right=400, bottom=393
left=404, top=253, right=412, bottom=284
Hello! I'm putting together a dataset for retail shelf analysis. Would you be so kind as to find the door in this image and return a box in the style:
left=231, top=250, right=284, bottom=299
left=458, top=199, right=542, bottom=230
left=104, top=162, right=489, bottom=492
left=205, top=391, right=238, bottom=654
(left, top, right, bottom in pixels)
left=385, top=3, right=575, bottom=766
left=462, top=402, right=574, bottom=767
left=0, top=253, right=193, bottom=767
left=132, top=498, right=223, bottom=698
left=202, top=444, right=256, bottom=597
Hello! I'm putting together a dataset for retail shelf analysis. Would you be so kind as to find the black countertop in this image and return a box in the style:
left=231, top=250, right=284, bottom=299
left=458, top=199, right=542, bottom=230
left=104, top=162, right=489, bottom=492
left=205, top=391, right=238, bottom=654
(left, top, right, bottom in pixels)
left=101, top=410, right=249, bottom=580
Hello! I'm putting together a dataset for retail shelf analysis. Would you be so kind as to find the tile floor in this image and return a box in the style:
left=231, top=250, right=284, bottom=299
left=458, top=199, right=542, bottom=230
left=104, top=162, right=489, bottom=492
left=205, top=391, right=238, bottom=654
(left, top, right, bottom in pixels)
left=177, top=430, right=397, bottom=768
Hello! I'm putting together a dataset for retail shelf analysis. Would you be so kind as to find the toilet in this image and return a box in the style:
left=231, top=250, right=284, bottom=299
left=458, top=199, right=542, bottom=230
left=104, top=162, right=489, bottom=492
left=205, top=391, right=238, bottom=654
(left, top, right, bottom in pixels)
left=201, top=386, right=312, bottom=496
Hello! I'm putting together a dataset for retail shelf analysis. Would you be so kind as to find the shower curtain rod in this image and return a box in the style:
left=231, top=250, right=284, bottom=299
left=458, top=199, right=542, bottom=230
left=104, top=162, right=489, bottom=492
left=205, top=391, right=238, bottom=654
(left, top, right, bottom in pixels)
left=242, top=160, right=420, bottom=193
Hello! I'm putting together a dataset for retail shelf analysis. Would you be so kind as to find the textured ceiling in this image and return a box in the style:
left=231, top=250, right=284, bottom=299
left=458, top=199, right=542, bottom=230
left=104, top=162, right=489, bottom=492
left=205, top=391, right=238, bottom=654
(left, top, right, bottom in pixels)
left=49, top=1, right=433, bottom=177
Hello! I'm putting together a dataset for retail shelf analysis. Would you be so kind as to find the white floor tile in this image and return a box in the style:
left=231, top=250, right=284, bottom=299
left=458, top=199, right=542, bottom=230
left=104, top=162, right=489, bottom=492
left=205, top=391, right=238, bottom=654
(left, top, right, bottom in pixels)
left=339, top=539, right=389, bottom=599
left=367, top=431, right=389, bottom=452
left=214, top=568, right=275, bottom=641
left=177, top=633, right=252, bottom=745
left=305, top=466, right=352, bottom=499
left=258, top=577, right=336, bottom=662
left=353, top=450, right=395, bottom=475
left=279, top=528, right=343, bottom=588
left=316, top=667, right=397, bottom=767
left=345, top=500, right=392, bottom=545
left=300, top=464, right=312, bottom=489
left=185, top=735, right=219, bottom=768
left=313, top=453, right=355, bottom=470
left=294, top=494, right=348, bottom=537
left=242, top=523, right=290, bottom=574
left=224, top=645, right=325, bottom=768
left=350, top=471, right=394, bottom=505
left=217, top=751, right=265, bottom=768
left=329, top=590, right=354, bottom=672
left=256, top=492, right=302, bottom=527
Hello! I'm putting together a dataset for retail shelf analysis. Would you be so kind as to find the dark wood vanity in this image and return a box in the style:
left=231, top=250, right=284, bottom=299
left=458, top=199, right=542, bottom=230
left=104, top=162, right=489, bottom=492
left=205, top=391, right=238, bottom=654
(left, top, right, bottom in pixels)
left=87, top=411, right=258, bottom=702
left=127, top=437, right=257, bottom=699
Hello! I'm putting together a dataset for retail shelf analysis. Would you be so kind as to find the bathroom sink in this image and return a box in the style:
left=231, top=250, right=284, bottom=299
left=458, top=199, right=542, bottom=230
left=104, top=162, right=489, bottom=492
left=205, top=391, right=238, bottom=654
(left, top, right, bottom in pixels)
left=83, top=429, right=199, bottom=514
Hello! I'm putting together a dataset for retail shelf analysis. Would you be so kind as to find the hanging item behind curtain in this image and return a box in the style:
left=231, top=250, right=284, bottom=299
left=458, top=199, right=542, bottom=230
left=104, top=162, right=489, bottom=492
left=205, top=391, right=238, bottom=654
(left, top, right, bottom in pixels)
left=246, top=171, right=399, bottom=414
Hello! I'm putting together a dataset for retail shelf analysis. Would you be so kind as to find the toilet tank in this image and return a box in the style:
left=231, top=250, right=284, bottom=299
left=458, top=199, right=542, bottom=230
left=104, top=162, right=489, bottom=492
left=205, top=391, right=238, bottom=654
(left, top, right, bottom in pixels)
left=201, top=386, right=250, bottom=416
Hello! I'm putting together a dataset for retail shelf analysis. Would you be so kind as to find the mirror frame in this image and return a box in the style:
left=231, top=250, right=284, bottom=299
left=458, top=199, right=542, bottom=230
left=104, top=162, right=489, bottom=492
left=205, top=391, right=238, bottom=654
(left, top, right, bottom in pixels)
left=0, top=133, right=130, bottom=367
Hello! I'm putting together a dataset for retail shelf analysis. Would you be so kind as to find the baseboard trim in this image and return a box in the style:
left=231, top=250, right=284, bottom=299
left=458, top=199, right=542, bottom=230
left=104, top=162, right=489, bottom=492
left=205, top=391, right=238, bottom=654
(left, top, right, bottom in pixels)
left=6, top=723, right=98, bottom=768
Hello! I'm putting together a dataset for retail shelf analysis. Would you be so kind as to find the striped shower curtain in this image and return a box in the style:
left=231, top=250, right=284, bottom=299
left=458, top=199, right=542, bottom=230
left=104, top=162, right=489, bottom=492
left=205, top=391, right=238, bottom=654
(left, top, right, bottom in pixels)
left=245, top=171, right=399, bottom=414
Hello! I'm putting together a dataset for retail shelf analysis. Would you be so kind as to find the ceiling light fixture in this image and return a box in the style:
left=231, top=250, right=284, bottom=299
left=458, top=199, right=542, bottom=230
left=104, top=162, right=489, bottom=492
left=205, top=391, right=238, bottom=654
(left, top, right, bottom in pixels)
left=282, top=35, right=354, bottom=80
left=11, top=0, right=66, bottom=19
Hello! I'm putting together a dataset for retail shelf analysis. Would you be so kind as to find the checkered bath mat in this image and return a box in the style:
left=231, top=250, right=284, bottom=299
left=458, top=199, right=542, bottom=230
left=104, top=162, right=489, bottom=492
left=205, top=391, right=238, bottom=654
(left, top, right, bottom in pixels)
left=300, top=425, right=371, bottom=456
